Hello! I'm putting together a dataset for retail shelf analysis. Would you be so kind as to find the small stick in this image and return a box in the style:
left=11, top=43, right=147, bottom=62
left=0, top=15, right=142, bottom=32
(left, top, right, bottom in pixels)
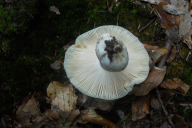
left=44, top=55, right=52, bottom=60
left=116, top=14, right=119, bottom=26
left=1, top=48, right=7, bottom=53
left=156, top=88, right=175, bottom=128
left=55, top=60, right=63, bottom=65
left=139, top=18, right=156, bottom=32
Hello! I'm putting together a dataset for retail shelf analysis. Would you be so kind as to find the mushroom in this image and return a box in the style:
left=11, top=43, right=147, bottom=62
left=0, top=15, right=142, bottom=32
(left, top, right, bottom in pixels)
left=64, top=25, right=149, bottom=100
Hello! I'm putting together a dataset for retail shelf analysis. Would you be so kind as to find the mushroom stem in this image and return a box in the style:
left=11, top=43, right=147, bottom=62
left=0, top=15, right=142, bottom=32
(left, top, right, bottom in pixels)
left=96, top=33, right=129, bottom=72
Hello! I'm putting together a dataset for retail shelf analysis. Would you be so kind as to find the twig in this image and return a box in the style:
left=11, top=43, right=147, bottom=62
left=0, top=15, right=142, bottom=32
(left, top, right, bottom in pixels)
left=116, top=14, right=119, bottom=26
left=156, top=87, right=175, bottom=128
left=139, top=18, right=156, bottom=32
left=44, top=55, right=52, bottom=60
left=1, top=48, right=7, bottom=53
left=157, top=40, right=172, bottom=68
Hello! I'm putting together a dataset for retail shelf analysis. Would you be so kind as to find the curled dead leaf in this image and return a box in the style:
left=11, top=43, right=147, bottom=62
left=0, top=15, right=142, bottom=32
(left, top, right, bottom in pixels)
left=160, top=78, right=190, bottom=94
left=148, top=48, right=168, bottom=63
left=49, top=6, right=60, bottom=15
left=16, top=104, right=31, bottom=125
left=166, top=46, right=179, bottom=63
left=132, top=95, right=150, bottom=121
left=183, top=27, right=192, bottom=49
left=166, top=0, right=191, bottom=43
left=79, top=109, right=118, bottom=128
left=143, top=44, right=159, bottom=51
left=129, top=67, right=166, bottom=96
left=23, top=98, right=41, bottom=118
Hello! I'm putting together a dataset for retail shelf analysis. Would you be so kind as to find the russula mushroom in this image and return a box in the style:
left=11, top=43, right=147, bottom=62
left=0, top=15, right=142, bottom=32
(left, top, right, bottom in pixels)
left=64, top=25, right=149, bottom=100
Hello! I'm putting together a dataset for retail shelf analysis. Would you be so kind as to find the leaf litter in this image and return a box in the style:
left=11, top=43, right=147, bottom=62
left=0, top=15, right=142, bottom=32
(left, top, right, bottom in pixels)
left=5, top=0, right=192, bottom=127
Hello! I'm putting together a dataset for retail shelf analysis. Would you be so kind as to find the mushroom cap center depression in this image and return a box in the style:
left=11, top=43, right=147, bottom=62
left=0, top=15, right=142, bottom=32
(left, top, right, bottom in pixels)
left=96, top=33, right=129, bottom=72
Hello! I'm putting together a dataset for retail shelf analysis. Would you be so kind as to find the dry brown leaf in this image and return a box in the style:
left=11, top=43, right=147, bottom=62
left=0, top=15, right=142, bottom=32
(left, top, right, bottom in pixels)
left=64, top=109, right=80, bottom=127
left=79, top=109, right=118, bottom=128
left=16, top=104, right=31, bottom=125
left=166, top=0, right=191, bottom=43
left=47, top=81, right=78, bottom=126
left=33, top=115, right=50, bottom=124
left=162, top=2, right=186, bottom=15
left=148, top=48, right=168, bottom=63
left=172, top=115, right=187, bottom=128
left=160, top=78, right=190, bottom=94
left=50, top=61, right=62, bottom=70
left=143, top=44, right=159, bottom=51
left=23, top=98, right=41, bottom=118
left=166, top=46, right=179, bottom=62
left=183, top=27, right=192, bottom=49
left=132, top=95, right=150, bottom=121
left=129, top=67, right=166, bottom=96
left=77, top=94, right=114, bottom=111
left=49, top=6, right=60, bottom=15
left=150, top=96, right=161, bottom=109
left=45, top=109, right=59, bottom=120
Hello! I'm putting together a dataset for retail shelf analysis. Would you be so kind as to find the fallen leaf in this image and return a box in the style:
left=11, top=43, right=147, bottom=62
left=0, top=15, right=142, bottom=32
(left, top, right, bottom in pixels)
left=150, top=96, right=161, bottom=109
left=45, top=109, right=59, bottom=120
left=143, top=44, right=159, bottom=51
left=162, top=3, right=186, bottom=15
left=79, top=109, right=118, bottom=128
left=166, top=46, right=179, bottom=62
left=160, top=78, right=190, bottom=94
left=33, top=115, right=50, bottom=124
left=77, top=94, right=114, bottom=111
left=23, top=98, right=41, bottom=118
left=50, top=61, right=62, bottom=70
left=47, top=81, right=79, bottom=126
left=16, top=104, right=31, bottom=125
left=183, top=27, right=192, bottom=49
left=148, top=48, right=168, bottom=63
left=166, top=0, right=191, bottom=43
left=117, top=110, right=125, bottom=120
left=172, top=115, right=187, bottom=128
left=47, top=81, right=75, bottom=102
left=129, top=67, right=166, bottom=96
left=49, top=6, right=60, bottom=15
left=132, top=95, right=150, bottom=121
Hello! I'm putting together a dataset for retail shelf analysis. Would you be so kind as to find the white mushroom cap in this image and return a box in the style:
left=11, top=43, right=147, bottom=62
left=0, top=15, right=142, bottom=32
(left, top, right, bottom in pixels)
left=64, top=25, right=149, bottom=100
